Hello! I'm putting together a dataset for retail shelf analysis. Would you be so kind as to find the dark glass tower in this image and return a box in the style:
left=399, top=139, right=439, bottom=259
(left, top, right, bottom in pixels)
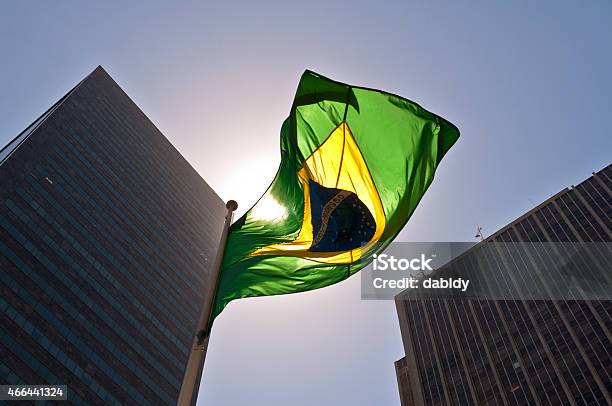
left=0, top=66, right=226, bottom=404
left=395, top=164, right=612, bottom=405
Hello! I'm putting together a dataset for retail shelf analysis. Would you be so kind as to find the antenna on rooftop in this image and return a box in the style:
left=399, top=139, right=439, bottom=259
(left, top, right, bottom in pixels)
left=475, top=225, right=484, bottom=242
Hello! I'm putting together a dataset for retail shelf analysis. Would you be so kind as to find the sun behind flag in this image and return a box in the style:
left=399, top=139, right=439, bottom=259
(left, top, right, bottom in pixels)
left=211, top=70, right=459, bottom=320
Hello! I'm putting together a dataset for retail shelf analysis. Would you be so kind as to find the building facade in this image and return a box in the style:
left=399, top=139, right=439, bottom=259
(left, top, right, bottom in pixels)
left=0, top=67, right=226, bottom=404
left=395, top=164, right=612, bottom=405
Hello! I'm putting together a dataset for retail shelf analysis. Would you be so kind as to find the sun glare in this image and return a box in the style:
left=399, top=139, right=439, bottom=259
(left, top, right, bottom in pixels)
left=250, top=194, right=288, bottom=222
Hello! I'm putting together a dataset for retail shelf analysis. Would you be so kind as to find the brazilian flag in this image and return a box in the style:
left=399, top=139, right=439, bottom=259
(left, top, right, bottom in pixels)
left=212, top=71, right=459, bottom=320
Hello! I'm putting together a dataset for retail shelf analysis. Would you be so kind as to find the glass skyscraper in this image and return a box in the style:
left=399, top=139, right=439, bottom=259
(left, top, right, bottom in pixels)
left=395, top=164, right=612, bottom=405
left=0, top=66, right=226, bottom=404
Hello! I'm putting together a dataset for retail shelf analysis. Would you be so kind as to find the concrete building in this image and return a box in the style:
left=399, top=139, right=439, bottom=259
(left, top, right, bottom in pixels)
left=0, top=67, right=226, bottom=404
left=395, top=164, right=612, bottom=405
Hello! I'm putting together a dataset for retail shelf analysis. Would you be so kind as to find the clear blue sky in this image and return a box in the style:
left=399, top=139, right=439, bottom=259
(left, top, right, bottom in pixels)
left=1, top=1, right=611, bottom=404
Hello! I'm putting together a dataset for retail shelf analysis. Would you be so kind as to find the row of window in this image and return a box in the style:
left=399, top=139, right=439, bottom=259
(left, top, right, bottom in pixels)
left=28, top=164, right=198, bottom=335
left=61, top=100, right=217, bottom=285
left=0, top=230, right=177, bottom=401
left=83, top=92, right=221, bottom=235
left=11, top=184, right=190, bottom=367
left=0, top=305, right=102, bottom=404
left=49, top=141, right=205, bottom=300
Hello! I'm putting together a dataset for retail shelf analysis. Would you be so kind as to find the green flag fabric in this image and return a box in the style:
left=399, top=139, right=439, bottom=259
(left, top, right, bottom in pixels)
left=212, top=70, right=459, bottom=320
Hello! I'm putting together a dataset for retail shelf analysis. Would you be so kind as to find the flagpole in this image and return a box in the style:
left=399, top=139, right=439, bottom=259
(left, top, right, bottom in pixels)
left=177, top=200, right=238, bottom=406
